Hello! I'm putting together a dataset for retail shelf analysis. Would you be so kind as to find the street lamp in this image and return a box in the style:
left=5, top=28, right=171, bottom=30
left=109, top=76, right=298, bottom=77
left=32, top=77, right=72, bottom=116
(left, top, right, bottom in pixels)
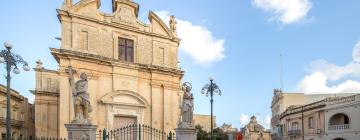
left=201, top=77, right=222, bottom=140
left=0, top=42, right=30, bottom=140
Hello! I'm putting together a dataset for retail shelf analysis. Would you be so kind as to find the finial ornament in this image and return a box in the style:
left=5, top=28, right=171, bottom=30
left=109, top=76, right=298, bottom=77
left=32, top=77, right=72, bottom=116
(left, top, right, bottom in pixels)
left=65, top=0, right=73, bottom=8
left=36, top=60, right=43, bottom=69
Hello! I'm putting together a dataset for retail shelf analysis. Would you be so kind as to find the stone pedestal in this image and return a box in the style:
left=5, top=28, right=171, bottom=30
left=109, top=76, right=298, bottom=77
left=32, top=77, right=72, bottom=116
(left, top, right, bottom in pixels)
left=175, top=128, right=197, bottom=140
left=65, top=124, right=98, bottom=140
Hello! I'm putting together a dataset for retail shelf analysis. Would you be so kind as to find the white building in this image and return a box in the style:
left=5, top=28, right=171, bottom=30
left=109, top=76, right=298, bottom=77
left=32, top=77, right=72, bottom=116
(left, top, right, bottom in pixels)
left=324, top=95, right=360, bottom=140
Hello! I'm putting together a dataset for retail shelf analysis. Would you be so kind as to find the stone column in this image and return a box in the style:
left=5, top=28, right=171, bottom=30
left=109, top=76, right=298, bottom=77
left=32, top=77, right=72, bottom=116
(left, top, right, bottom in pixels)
left=65, top=124, right=97, bottom=140
left=175, top=127, right=197, bottom=140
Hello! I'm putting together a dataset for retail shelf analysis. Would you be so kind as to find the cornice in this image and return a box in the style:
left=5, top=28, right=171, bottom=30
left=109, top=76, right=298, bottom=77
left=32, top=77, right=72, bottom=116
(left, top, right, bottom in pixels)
left=280, top=100, right=326, bottom=119
left=50, top=48, right=184, bottom=77
left=30, top=90, right=59, bottom=97
left=33, top=68, right=59, bottom=74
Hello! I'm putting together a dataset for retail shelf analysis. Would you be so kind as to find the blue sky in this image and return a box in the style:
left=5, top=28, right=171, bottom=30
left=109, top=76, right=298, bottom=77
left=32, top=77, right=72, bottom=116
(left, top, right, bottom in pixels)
left=1, top=0, right=360, bottom=129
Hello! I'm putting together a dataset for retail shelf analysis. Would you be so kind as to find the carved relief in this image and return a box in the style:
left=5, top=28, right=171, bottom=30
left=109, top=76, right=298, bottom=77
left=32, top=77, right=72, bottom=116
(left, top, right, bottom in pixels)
left=113, top=6, right=135, bottom=25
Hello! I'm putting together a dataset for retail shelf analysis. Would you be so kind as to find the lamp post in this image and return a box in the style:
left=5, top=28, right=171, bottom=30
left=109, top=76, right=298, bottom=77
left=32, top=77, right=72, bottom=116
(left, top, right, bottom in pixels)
left=0, top=42, right=30, bottom=140
left=201, top=77, right=222, bottom=140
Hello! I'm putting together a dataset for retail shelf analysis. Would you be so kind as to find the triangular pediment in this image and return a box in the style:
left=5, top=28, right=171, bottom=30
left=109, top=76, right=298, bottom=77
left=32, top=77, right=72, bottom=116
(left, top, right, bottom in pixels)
left=148, top=11, right=174, bottom=38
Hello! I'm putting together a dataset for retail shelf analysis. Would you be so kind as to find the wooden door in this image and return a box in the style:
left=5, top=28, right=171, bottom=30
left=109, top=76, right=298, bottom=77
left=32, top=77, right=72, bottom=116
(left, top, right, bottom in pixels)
left=113, top=115, right=137, bottom=129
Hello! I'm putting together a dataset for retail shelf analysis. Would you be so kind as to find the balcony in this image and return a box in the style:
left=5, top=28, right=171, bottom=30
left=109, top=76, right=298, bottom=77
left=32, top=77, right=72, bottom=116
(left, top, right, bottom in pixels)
left=0, top=117, right=24, bottom=127
left=329, top=124, right=350, bottom=130
left=328, top=113, right=350, bottom=131
left=288, top=130, right=301, bottom=136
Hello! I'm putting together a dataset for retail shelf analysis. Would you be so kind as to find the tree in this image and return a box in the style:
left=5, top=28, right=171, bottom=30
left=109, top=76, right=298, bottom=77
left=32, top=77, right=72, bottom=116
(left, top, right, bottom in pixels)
left=196, top=125, right=209, bottom=140
left=196, top=125, right=229, bottom=140
left=213, top=128, right=229, bottom=140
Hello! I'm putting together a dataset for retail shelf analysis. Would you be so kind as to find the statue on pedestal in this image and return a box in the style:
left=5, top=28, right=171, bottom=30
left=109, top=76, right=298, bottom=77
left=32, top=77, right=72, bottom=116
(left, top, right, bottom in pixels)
left=179, top=82, right=194, bottom=128
left=169, top=15, right=177, bottom=35
left=67, top=66, right=93, bottom=124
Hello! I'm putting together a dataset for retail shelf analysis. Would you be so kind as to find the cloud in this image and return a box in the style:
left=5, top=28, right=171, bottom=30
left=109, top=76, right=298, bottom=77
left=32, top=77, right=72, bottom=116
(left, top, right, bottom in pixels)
left=239, top=114, right=250, bottom=126
left=298, top=41, right=360, bottom=93
left=155, top=11, right=225, bottom=65
left=252, top=0, right=312, bottom=24
left=265, top=115, right=271, bottom=128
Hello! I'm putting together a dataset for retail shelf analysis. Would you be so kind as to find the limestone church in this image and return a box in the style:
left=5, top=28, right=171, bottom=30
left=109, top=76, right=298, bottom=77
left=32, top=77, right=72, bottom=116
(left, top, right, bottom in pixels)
left=32, top=0, right=184, bottom=138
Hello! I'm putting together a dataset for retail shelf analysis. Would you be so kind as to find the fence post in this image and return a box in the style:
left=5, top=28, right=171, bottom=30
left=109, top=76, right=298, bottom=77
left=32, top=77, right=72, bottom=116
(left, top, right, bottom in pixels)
left=138, top=124, right=141, bottom=140
left=102, top=128, right=107, bottom=140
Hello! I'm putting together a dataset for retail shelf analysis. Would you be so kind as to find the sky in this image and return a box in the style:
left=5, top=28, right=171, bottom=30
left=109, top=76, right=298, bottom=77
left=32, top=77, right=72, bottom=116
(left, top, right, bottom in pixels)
left=1, top=0, right=360, bottom=130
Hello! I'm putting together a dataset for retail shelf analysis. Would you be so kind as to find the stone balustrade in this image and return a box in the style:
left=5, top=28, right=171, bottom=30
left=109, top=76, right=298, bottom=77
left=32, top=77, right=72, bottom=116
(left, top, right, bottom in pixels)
left=326, top=95, right=356, bottom=105
left=328, top=124, right=350, bottom=130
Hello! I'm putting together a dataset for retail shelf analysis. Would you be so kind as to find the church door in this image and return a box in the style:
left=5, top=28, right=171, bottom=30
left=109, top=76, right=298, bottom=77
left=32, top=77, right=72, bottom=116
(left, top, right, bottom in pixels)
left=113, top=115, right=137, bottom=129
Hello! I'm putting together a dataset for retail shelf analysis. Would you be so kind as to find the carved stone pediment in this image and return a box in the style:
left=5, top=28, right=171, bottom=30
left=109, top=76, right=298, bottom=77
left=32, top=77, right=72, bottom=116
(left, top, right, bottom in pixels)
left=59, top=0, right=177, bottom=39
left=100, top=90, right=149, bottom=107
left=111, top=5, right=137, bottom=26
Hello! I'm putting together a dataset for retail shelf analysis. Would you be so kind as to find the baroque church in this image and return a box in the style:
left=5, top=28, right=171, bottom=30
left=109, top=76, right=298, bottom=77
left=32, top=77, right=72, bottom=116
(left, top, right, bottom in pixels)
left=32, top=0, right=184, bottom=138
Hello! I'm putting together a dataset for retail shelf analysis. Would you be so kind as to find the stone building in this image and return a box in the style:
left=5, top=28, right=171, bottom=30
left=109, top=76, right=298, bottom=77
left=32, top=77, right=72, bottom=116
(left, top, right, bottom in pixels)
left=275, top=94, right=360, bottom=140
left=241, top=116, right=271, bottom=140
left=0, top=85, right=35, bottom=139
left=323, top=95, right=360, bottom=140
left=193, top=114, right=216, bottom=132
left=32, top=0, right=184, bottom=138
left=270, top=89, right=356, bottom=139
left=280, top=100, right=326, bottom=140
left=220, top=123, right=238, bottom=140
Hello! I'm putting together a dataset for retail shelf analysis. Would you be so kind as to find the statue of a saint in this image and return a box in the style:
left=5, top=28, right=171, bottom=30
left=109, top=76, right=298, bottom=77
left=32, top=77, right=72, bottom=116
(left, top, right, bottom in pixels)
left=179, top=82, right=194, bottom=128
left=67, top=66, right=92, bottom=124
left=169, top=15, right=177, bottom=34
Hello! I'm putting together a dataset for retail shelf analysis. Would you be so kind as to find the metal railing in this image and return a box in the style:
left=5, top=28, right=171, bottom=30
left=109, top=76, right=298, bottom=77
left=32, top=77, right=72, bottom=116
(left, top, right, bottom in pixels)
left=328, top=124, right=350, bottom=130
left=0, top=117, right=24, bottom=127
left=288, top=129, right=301, bottom=136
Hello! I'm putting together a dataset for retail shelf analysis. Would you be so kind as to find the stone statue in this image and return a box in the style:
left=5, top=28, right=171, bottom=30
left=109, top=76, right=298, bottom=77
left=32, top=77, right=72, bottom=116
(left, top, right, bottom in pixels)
left=169, top=15, right=177, bottom=34
left=67, top=66, right=92, bottom=124
left=179, top=82, right=194, bottom=128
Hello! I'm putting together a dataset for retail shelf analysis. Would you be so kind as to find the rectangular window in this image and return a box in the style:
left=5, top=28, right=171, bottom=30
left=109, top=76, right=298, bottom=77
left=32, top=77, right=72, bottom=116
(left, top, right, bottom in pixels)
left=47, top=78, right=52, bottom=90
left=159, top=47, right=164, bottom=64
left=308, top=117, right=314, bottom=128
left=118, top=38, right=134, bottom=62
left=80, top=31, right=89, bottom=50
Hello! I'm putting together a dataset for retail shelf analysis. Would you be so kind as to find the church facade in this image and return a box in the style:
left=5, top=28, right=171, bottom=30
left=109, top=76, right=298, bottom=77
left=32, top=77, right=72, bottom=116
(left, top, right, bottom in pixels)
left=32, top=0, right=184, bottom=138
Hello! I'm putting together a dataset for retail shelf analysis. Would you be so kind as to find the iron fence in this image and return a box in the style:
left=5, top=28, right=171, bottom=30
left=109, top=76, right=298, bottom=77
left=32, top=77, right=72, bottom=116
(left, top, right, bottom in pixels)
left=98, top=124, right=175, bottom=140
left=5, top=137, right=66, bottom=140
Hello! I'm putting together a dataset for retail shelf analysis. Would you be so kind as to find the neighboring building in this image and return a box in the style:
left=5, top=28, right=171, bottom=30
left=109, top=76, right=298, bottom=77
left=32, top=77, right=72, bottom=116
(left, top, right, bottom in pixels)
left=193, top=114, right=216, bottom=132
left=280, top=100, right=326, bottom=140
left=324, top=95, right=360, bottom=140
left=270, top=89, right=355, bottom=139
left=220, top=123, right=238, bottom=140
left=241, top=116, right=271, bottom=140
left=0, top=85, right=35, bottom=139
left=32, top=0, right=183, bottom=138
left=277, top=94, right=360, bottom=140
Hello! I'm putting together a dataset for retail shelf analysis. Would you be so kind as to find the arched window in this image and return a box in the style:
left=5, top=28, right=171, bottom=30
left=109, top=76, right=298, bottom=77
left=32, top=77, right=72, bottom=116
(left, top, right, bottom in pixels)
left=329, top=113, right=350, bottom=130
left=329, top=113, right=349, bottom=125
